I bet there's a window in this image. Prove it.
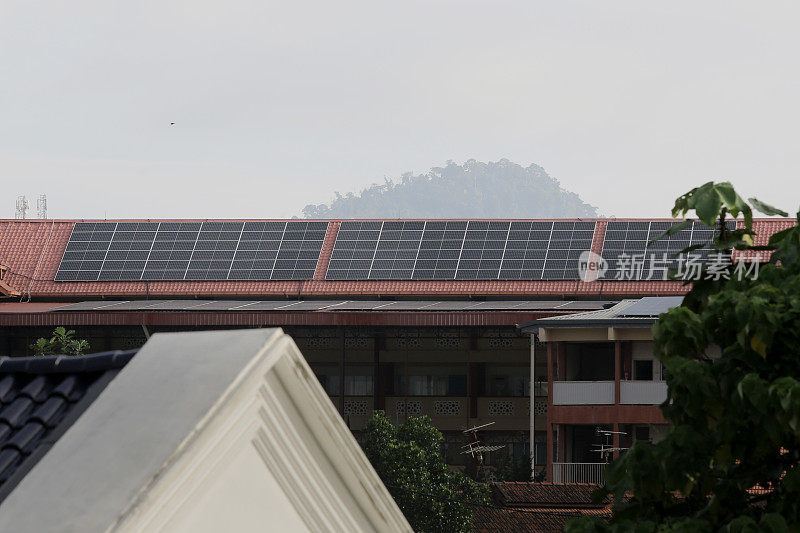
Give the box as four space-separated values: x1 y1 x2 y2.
395 374 467 396
448 374 467 396
534 441 546 465
489 375 530 396
633 359 654 381
510 375 531 397
409 375 447 395
326 375 374 396
634 426 651 443
345 375 373 396
490 376 509 396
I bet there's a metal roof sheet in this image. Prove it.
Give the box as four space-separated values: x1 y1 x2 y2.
50 299 616 313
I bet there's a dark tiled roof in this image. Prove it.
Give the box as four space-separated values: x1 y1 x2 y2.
491 482 608 508
0 350 136 503
472 507 586 532
473 482 611 532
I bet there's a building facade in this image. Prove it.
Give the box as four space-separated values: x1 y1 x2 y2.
522 298 683 482
0 218 792 475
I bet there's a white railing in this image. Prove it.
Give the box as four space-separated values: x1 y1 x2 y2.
552 462 606 484
553 381 614 405
620 381 667 404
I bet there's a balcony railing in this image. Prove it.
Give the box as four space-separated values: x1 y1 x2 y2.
620 381 667 404
553 381 614 405
552 462 606 484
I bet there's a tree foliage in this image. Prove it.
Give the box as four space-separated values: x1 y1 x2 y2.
362 411 488 532
302 159 598 219
494 452 533 483
567 182 800 532
30 327 90 356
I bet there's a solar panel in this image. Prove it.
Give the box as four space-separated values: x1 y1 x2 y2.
600 220 736 280
325 220 598 280
55 221 329 281
325 221 383 280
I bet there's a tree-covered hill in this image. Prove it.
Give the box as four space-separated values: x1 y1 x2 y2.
302 159 599 219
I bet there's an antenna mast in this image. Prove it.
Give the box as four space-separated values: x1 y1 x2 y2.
15 196 29 219
36 194 47 219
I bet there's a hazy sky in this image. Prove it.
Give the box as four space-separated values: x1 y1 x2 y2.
2 1 799 219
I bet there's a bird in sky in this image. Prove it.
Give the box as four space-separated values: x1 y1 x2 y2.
170 122 175 125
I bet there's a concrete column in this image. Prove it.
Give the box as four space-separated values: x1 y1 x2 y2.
613 340 622 460
373 332 380 414
546 341 554 482
529 334 536 478
339 329 345 414
557 342 567 381
614 340 621 405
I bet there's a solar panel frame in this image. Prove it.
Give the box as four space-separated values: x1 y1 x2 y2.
600 220 737 280
324 220 598 281
55 221 329 281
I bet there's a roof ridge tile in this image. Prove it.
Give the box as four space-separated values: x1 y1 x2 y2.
0 350 137 375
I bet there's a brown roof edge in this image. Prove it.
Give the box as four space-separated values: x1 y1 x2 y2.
0 265 21 298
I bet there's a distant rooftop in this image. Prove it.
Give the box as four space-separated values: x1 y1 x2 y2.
519 296 684 331
1 218 792 299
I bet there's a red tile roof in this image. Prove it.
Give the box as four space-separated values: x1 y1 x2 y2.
473 482 612 532
491 481 608 508
472 507 594 533
0 218 793 299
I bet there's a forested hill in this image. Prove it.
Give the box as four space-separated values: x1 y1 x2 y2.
302 159 598 219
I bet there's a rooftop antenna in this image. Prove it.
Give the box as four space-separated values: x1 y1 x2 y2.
593 427 628 463
461 422 504 479
15 196 29 219
36 194 47 219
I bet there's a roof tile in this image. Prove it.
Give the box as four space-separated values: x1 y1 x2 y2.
0 377 16 403
0 449 21 482
19 376 49 402
51 375 82 401
30 397 67 427
0 398 34 428
5 421 46 453
0 349 137 503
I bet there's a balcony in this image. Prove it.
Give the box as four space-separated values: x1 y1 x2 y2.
620 381 667 405
385 396 468 430
552 381 614 405
475 397 532 430
552 462 606 484
328 396 374 430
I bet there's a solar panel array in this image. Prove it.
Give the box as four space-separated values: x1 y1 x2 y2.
599 220 736 279
325 220 596 280
55 221 328 281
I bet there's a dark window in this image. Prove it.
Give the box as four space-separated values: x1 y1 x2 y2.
634 426 651 442
448 375 467 396
634 360 654 381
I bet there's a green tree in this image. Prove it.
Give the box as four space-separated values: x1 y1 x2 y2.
30 327 90 356
362 411 488 532
567 182 800 531
494 451 533 482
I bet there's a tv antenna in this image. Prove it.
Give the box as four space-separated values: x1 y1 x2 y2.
15 196 29 219
36 195 47 219
461 422 505 465
592 428 628 463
